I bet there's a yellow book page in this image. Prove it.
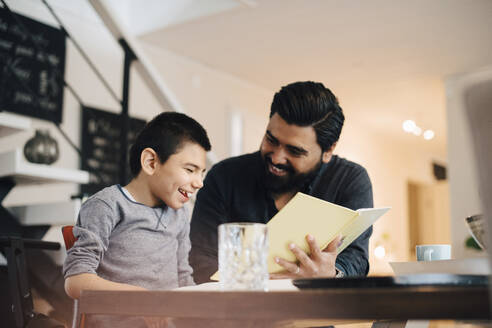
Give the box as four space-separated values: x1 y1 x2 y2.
267 193 358 273
337 207 391 254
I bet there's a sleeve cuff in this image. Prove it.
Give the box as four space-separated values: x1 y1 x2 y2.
335 264 345 278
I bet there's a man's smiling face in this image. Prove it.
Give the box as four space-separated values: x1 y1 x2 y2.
260 113 334 193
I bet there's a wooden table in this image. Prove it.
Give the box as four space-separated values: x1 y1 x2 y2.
75 285 490 328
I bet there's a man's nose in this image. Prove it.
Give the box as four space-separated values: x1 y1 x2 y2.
270 147 288 165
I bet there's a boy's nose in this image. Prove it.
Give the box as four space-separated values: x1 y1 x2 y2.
192 177 203 189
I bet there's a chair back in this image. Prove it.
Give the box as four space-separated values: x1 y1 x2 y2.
61 226 83 327
61 226 77 251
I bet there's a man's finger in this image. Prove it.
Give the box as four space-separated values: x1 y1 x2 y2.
323 235 342 253
306 234 322 259
288 243 313 268
274 256 300 274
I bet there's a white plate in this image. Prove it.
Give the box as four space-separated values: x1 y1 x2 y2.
390 257 489 276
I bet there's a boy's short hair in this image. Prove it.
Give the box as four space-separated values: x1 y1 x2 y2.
129 112 211 176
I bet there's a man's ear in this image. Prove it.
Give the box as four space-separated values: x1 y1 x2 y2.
321 142 337 163
140 148 159 175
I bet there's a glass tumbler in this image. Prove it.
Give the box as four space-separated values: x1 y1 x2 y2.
218 222 269 291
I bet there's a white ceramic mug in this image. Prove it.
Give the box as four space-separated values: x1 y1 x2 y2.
416 244 451 261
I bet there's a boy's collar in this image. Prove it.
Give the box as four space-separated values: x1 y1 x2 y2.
117 184 168 209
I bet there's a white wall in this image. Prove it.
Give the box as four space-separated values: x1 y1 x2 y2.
138 43 272 160
339 121 443 273
445 65 492 259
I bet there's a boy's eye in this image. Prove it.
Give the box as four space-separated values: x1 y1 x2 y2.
185 168 194 173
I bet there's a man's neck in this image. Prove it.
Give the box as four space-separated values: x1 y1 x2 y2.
273 191 297 211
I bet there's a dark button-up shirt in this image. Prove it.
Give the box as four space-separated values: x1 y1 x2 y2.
190 151 373 283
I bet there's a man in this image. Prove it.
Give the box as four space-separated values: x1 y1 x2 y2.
190 81 373 283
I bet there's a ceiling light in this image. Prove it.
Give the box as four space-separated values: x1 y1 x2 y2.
374 245 386 259
423 130 435 140
412 126 422 136
402 120 416 133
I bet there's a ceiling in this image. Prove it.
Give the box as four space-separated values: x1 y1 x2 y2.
117 0 492 156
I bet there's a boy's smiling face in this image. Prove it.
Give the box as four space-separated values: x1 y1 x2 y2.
148 141 207 209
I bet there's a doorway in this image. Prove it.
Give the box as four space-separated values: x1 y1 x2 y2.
407 181 451 260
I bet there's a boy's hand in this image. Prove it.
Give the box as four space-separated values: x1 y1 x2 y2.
270 235 341 279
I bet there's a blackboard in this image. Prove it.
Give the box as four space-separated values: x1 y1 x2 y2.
81 106 146 195
0 7 66 123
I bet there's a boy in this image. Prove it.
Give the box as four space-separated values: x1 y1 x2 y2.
63 112 211 300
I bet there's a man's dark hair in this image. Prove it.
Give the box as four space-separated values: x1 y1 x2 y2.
269 81 345 151
129 112 211 176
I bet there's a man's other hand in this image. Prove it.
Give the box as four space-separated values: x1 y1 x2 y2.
270 235 341 279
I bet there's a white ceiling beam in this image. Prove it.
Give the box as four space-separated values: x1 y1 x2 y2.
107 0 241 36
88 0 183 113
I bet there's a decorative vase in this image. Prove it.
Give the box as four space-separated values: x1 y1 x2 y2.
23 129 59 165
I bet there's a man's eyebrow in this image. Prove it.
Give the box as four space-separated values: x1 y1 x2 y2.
266 130 277 141
286 145 308 155
266 131 308 155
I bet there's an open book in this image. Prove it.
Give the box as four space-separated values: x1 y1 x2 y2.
211 192 390 279
267 192 390 273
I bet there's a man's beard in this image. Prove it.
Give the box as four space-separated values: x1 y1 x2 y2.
261 154 322 194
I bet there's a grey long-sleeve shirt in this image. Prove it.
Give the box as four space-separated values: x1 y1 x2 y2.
63 185 194 290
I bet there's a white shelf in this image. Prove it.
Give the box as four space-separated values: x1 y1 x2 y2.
0 149 89 185
0 112 32 137
7 199 81 226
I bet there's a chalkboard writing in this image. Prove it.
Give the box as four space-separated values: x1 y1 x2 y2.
0 7 65 123
81 106 146 195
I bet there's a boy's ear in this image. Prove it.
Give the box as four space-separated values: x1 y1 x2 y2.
140 148 159 175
